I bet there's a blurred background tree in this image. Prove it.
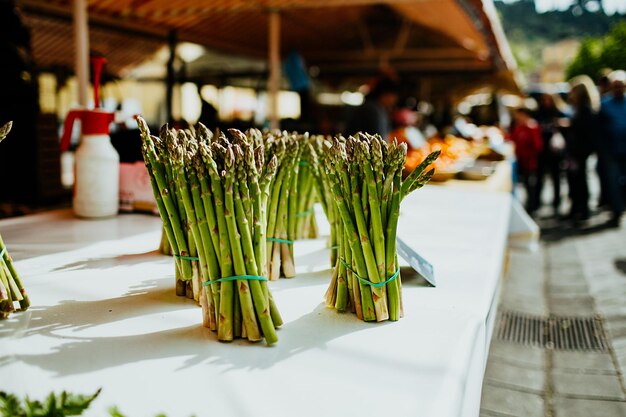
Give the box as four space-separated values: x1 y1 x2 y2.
599 21 626 72
566 21 626 80
495 0 624 82
566 38 603 80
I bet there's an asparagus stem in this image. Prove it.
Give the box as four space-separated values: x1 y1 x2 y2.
202 145 236 342
400 149 440 199
142 136 193 281
265 157 288 278
233 172 278 344
385 172 403 321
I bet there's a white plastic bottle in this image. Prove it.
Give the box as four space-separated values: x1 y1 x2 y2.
60 109 119 219
73 133 119 218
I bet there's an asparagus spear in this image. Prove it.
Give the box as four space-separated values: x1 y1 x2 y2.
0 121 12 142
201 143 236 341
232 153 278 344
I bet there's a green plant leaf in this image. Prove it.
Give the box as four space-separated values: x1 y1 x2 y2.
1 389 101 417
0 391 26 417
108 406 126 417
59 388 102 415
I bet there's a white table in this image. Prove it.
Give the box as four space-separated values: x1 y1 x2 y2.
0 187 511 417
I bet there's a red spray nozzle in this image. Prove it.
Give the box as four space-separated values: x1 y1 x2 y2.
60 109 114 152
90 56 107 108
59 56 113 152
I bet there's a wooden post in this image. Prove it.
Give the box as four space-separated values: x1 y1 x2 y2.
73 0 89 107
268 10 281 130
166 30 177 123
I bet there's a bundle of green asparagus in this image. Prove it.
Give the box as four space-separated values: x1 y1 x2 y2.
0 122 30 319
308 136 340 265
139 121 201 300
261 131 305 280
318 133 439 322
138 118 282 344
294 143 319 240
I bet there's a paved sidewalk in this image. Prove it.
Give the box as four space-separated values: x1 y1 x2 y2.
480 219 626 417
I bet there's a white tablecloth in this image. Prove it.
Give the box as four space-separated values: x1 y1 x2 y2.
0 187 511 417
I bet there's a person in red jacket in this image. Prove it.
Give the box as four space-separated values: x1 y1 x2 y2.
510 107 544 215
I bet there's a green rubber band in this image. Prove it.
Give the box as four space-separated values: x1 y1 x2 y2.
298 161 308 167
340 258 400 288
174 254 200 261
329 245 340 250
203 275 268 286
266 237 294 244
296 209 315 217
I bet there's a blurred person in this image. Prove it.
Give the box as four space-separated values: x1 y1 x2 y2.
534 93 567 215
566 76 600 223
596 70 613 208
510 108 544 215
284 50 312 123
346 77 399 138
197 85 219 129
598 70 626 226
598 70 613 98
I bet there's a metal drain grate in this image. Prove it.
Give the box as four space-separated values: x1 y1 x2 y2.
495 310 609 352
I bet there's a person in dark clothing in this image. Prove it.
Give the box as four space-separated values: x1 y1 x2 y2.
345 77 399 138
596 72 613 209
598 72 613 98
599 70 626 226
196 85 219 130
566 76 600 223
534 94 566 215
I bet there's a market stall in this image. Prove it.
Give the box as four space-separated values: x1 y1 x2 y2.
0 1 525 416
1 185 510 417
20 0 520 110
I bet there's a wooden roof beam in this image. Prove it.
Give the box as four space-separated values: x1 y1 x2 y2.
305 47 481 62
118 0 431 16
316 59 492 73
392 18 412 54
19 0 168 41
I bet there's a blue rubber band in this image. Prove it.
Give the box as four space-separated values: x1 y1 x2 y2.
340 258 400 288
266 237 294 244
296 209 314 217
203 275 268 286
174 254 200 261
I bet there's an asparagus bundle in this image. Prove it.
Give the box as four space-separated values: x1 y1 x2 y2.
138 122 201 300
262 131 304 280
0 122 30 319
138 118 282 344
319 133 439 322
308 136 340 265
294 143 319 239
